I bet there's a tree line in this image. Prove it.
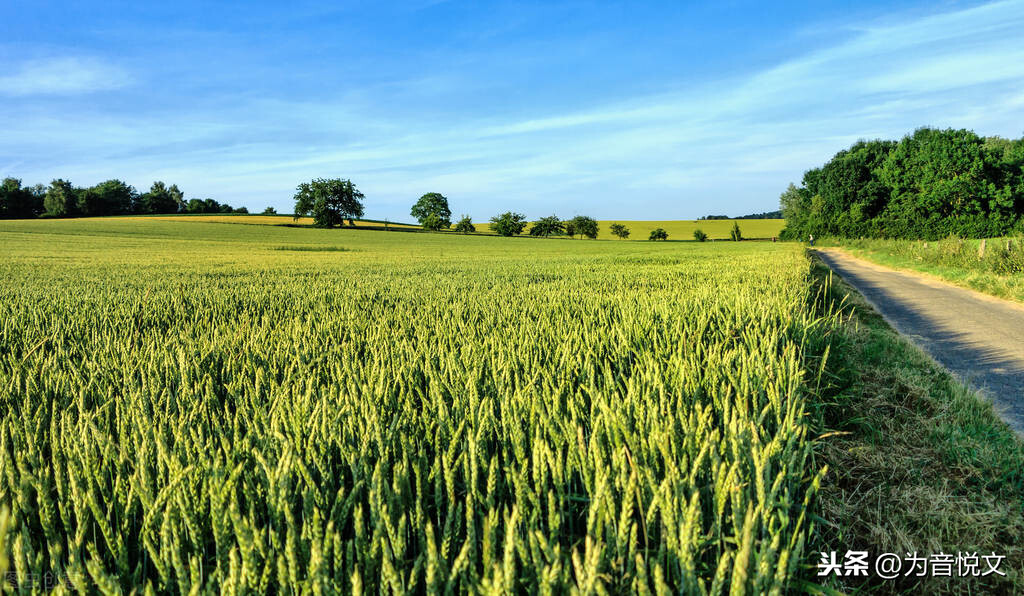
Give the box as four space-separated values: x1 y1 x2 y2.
780 127 1024 240
699 210 781 220
0 178 250 219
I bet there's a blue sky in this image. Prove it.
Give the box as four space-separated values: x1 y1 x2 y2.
2 1 1023 220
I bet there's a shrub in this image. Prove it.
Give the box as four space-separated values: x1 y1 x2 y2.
453 215 475 234
693 228 708 242
489 212 528 236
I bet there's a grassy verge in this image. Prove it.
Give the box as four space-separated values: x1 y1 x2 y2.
823 237 1024 303
809 255 1024 594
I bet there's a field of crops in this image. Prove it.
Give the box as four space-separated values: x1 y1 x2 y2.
0 218 834 593
119 214 422 230
594 220 785 241
118 214 785 241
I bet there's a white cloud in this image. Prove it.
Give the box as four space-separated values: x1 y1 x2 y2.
0 56 129 96
2 1 1024 218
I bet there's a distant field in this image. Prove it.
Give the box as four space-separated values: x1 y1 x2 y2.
594 219 784 240
116 213 785 240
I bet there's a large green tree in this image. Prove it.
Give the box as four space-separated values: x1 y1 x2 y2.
529 215 564 237
293 178 365 228
410 192 451 229
0 178 44 219
568 215 599 239
139 182 184 214
877 128 1017 238
43 179 79 217
780 127 1024 240
78 179 136 216
489 212 527 236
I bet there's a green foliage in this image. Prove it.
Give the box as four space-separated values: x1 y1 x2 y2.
0 219 839 593
0 178 44 219
184 198 247 214
411 192 452 229
489 211 527 236
102 179 136 214
649 227 668 241
43 179 79 217
3 176 239 220
421 212 445 231
729 222 742 241
139 181 185 214
781 128 1024 240
610 222 630 239
453 214 475 234
262 206 277 215
529 215 564 237
75 179 136 216
0 506 9 583
846 236 1024 276
568 215 598 239
293 178 366 228
693 228 708 242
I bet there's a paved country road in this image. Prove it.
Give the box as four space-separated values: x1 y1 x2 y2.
815 248 1024 434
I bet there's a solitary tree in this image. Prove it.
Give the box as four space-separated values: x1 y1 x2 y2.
569 215 599 239
453 215 475 233
262 206 277 215
649 228 668 241
610 223 630 239
530 215 564 237
411 192 452 229
489 212 528 236
693 228 708 242
730 221 743 241
293 178 365 228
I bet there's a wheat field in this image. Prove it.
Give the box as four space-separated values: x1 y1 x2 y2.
0 218 834 593
108 214 785 241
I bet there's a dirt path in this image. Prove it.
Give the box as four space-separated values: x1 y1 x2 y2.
815 248 1024 434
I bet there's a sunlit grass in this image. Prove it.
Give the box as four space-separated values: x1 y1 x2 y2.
0 218 831 592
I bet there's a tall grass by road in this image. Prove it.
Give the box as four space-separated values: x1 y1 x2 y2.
831 236 1024 302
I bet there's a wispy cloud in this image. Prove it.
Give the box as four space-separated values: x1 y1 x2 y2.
0 56 129 96
2 1 1023 218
